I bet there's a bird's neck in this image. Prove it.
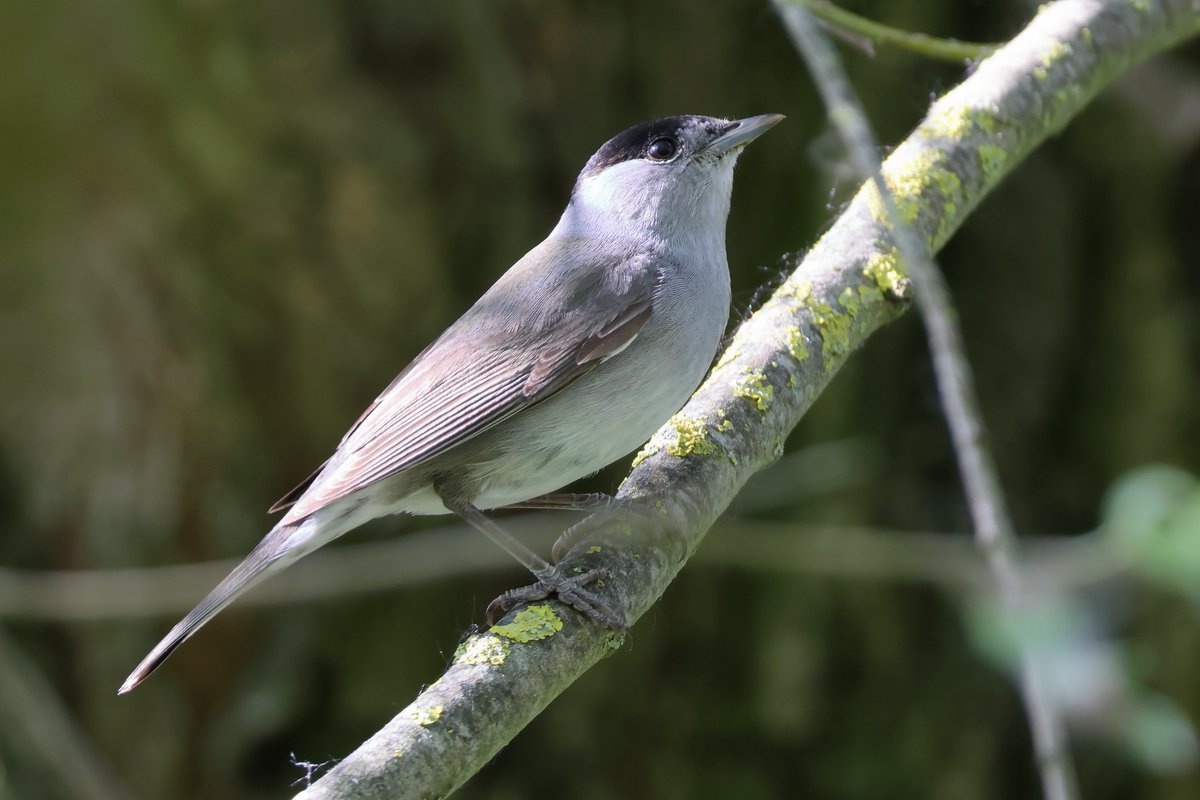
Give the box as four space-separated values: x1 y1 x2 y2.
551 169 733 256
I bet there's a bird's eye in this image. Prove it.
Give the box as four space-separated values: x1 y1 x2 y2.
646 137 678 161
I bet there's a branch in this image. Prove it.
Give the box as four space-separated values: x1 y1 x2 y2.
297 2 1200 796
798 0 1000 62
0 521 1122 620
775 2 1083 795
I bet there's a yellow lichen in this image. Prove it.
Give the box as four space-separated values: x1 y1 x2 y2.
1034 41 1071 80
978 144 1008 180
810 301 853 361
863 249 905 296
713 345 740 371
858 283 884 306
667 414 717 458
779 278 813 304
630 442 660 469
926 103 998 140
455 634 511 666
734 368 774 412
491 604 563 643
786 325 811 363
873 148 964 243
407 705 444 726
838 285 860 316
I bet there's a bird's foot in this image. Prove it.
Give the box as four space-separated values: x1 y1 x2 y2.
487 565 627 631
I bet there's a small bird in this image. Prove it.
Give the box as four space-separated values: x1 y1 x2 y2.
120 113 782 694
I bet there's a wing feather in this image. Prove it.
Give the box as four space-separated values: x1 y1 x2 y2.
278 238 663 522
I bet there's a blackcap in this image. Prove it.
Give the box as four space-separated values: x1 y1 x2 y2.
120 113 783 694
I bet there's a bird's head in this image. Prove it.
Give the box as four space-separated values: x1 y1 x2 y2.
557 114 783 244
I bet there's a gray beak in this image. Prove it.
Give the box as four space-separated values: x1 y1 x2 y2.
706 113 785 154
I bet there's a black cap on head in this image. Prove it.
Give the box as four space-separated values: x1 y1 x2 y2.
578 115 739 180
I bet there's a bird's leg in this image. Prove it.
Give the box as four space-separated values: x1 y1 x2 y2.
502 492 650 561
435 486 626 630
444 498 554 577
502 492 618 512
501 492 630 562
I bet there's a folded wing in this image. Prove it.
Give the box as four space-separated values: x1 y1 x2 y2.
276 238 663 523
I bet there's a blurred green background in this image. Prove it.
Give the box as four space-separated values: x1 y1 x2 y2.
2 0 1199 798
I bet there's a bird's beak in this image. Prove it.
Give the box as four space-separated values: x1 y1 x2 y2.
706 113 785 155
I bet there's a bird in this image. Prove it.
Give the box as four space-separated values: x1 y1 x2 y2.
119 113 783 694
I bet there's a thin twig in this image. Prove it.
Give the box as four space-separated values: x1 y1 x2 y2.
774 4 1078 798
795 0 1000 63
0 521 1123 621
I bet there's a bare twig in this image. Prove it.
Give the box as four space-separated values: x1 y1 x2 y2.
0 522 1123 622
294 1 1200 795
795 0 1000 62
774 4 1081 798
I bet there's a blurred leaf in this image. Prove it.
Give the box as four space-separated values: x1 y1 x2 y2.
966 592 1089 668
1124 691 1199 774
1101 465 1200 594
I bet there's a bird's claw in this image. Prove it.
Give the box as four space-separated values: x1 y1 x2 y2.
487 566 627 631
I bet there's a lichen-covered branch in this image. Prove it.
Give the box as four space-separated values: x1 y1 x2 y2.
776 2 1087 796
296 2 1200 797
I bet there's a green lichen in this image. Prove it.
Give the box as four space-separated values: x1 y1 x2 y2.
929 166 963 241
785 325 810 363
858 283 884 306
926 103 998 140
779 278 812 305
837 285 860 316
586 545 602 554
866 176 920 225
927 104 973 139
491 604 563 643
667 414 717 458
1131 0 1149 11
978 144 1008 180
717 417 733 432
1082 27 1093 45
1034 41 1071 80
455 634 511 666
630 442 660 469
863 249 906 298
871 148 964 242
1054 83 1084 111
810 300 853 361
734 368 774 412
408 705 444 726
713 345 740 372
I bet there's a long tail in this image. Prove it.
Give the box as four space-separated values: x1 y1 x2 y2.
118 521 319 694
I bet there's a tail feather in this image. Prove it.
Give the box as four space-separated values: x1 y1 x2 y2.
118 524 307 694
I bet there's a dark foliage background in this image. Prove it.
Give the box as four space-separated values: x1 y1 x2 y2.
1 1 1198 798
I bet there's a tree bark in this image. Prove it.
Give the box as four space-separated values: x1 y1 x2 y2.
296 1 1200 797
